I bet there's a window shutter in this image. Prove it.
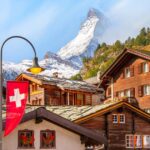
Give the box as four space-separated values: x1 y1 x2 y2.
138 86 143 97
108 88 111 96
120 69 125 79
138 63 143 74
130 88 135 97
130 67 134 77
115 91 118 97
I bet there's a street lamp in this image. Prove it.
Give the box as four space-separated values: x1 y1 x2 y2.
0 36 45 150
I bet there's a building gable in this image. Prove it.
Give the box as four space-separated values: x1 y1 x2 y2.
100 49 150 81
74 101 150 124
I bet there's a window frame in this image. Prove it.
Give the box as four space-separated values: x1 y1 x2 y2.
125 67 131 78
126 134 134 148
126 134 150 149
112 114 118 123
40 130 56 149
143 62 149 73
18 129 34 149
143 135 150 148
143 85 150 96
119 114 125 124
118 91 125 98
112 114 125 124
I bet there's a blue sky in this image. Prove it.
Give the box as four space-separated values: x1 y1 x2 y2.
1 0 150 62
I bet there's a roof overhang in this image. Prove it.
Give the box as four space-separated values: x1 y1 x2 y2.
100 48 150 82
3 107 107 145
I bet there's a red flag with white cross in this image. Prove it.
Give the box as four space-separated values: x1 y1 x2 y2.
4 81 29 136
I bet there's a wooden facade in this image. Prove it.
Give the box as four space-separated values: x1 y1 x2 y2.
16 74 99 106
100 49 150 110
75 101 150 150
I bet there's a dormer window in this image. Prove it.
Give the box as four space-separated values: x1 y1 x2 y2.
125 68 131 78
143 62 149 73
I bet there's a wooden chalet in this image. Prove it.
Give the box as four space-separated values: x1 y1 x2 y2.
3 107 107 150
16 73 101 106
99 49 150 110
22 99 150 149
74 99 150 150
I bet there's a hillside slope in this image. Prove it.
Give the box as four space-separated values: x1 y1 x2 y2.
78 27 150 79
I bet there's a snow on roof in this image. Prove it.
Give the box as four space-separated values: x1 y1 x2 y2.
2 101 118 121
23 100 119 121
2 99 150 122
24 73 100 93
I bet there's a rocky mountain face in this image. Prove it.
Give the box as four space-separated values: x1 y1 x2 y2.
3 8 108 81
57 8 108 67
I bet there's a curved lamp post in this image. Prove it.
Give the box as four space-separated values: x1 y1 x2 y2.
0 36 45 150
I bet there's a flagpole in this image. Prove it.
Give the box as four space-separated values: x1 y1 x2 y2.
0 36 44 150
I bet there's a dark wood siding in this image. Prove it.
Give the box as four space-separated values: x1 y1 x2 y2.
78 107 150 150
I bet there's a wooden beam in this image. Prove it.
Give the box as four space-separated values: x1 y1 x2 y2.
132 112 135 134
67 92 70 105
105 114 108 150
60 90 62 105
90 94 92 105
64 89 94 95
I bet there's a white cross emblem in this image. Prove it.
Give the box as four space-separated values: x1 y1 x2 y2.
9 88 25 108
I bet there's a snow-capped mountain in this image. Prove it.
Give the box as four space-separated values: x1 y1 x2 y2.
3 53 80 81
3 8 108 81
57 8 108 66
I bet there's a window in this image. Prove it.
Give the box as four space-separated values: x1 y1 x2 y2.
126 135 134 148
125 89 131 97
120 114 125 123
143 135 150 148
40 130 55 148
18 130 34 148
118 91 124 97
112 114 118 123
112 114 125 124
126 135 142 148
126 135 150 148
143 85 150 96
143 62 149 73
125 68 131 78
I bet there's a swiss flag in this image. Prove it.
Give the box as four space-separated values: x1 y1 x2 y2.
4 81 29 136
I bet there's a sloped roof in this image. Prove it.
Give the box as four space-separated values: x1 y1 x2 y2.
74 100 150 123
100 48 150 80
25 101 118 121
16 73 100 93
2 99 150 123
3 107 107 145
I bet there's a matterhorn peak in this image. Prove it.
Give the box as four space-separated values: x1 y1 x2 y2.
57 8 108 66
87 8 103 18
